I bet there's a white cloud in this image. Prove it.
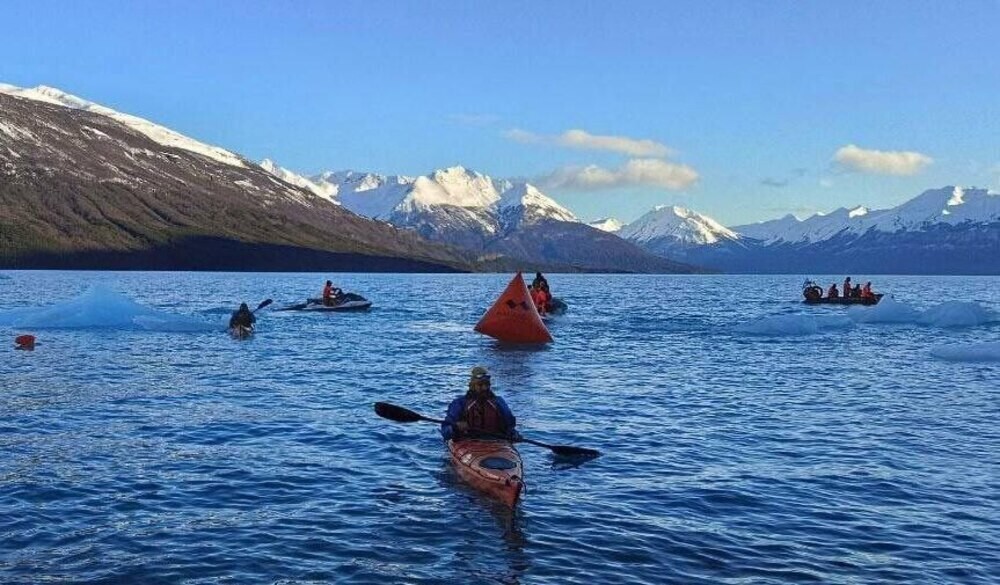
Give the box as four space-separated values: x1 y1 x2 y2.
505 128 671 157
541 158 698 191
833 144 932 176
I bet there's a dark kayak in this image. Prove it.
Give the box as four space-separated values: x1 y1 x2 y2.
804 294 883 306
278 293 372 312
229 324 253 339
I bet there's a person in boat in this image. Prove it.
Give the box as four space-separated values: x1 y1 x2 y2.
843 277 852 296
229 302 256 329
322 280 343 306
441 366 518 441
852 284 862 298
803 280 822 301
861 282 874 299
827 284 839 299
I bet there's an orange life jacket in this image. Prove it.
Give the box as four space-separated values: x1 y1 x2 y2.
461 398 506 436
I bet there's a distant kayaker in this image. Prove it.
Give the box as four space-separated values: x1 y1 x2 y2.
441 366 518 441
322 280 342 306
827 284 839 299
229 302 256 329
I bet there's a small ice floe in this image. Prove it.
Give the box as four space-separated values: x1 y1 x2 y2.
735 313 854 336
931 342 1000 363
0 285 217 332
847 296 921 323
849 297 997 328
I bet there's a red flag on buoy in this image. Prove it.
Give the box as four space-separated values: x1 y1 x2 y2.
474 272 553 344
15 334 36 351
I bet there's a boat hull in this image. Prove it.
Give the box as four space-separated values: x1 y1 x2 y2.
448 439 523 508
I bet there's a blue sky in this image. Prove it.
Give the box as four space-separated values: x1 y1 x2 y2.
2 1 998 225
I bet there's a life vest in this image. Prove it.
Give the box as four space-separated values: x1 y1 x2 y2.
461 397 507 436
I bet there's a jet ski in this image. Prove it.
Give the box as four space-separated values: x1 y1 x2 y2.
278 293 372 312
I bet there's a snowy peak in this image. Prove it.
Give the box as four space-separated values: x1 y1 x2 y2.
498 182 578 222
733 186 1000 245
588 218 625 233
620 205 738 245
259 159 338 201
0 83 246 168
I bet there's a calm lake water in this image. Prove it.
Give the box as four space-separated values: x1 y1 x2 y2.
1 271 998 584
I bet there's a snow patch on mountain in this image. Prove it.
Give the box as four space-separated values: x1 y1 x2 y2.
620 205 739 245
259 159 338 202
0 83 246 168
588 218 625 233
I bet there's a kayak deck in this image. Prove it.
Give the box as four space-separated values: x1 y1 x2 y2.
229 325 253 339
448 439 523 508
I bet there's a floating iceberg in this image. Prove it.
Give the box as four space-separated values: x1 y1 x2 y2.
735 313 854 336
931 342 1000 363
917 301 997 328
0 285 217 332
847 296 921 323
848 297 997 328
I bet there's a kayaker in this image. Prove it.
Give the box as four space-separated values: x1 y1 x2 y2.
441 366 518 441
229 302 256 329
827 284 839 299
322 280 342 306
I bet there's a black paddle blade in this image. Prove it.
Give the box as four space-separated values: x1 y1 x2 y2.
549 445 601 458
374 402 424 423
256 299 273 311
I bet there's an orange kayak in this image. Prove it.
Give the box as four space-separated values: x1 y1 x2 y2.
447 439 524 508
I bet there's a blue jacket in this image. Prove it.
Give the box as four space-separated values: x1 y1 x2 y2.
440 395 516 440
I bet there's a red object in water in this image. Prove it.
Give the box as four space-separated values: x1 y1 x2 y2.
474 272 553 344
15 334 36 350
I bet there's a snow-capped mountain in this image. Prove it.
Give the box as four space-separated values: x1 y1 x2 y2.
620 187 1000 274
258 159 338 201
588 218 624 233
0 83 247 169
256 164 693 272
0 86 472 271
620 205 739 245
733 187 1000 245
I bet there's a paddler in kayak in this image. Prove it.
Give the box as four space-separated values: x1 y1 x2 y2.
229 302 256 329
441 366 518 441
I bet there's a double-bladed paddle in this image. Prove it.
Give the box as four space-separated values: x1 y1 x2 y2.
253 299 273 313
374 401 601 458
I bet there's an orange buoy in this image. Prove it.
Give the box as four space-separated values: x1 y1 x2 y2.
14 334 36 351
474 272 553 343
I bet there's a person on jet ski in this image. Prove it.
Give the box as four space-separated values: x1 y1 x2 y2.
531 272 549 292
322 280 343 306
531 284 549 316
229 302 256 329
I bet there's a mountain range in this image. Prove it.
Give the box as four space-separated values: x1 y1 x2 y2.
2 82 997 274
0 84 691 273
598 187 1000 274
